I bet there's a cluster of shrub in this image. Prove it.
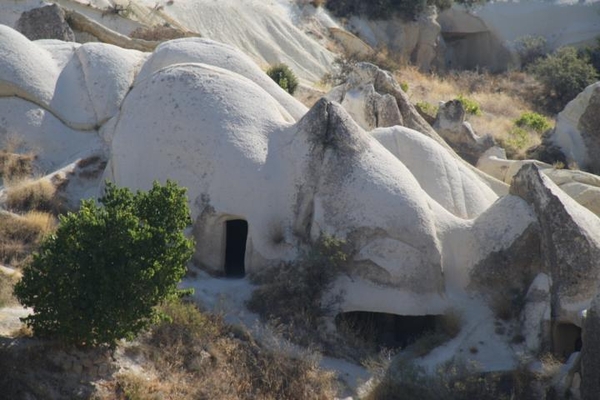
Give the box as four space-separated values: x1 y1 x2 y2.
516 36 599 111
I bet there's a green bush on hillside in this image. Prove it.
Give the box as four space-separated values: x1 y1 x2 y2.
529 47 598 110
14 180 194 347
267 63 299 95
514 112 551 133
515 35 547 68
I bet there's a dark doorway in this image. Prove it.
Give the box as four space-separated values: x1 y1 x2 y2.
553 323 582 360
224 219 248 278
335 311 440 350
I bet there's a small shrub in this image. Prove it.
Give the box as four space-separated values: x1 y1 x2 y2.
515 112 552 133
14 180 194 347
529 47 598 110
416 101 439 119
457 94 482 116
267 64 299 95
400 81 409 92
515 35 547 68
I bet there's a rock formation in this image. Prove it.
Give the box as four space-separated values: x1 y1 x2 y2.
433 99 494 164
548 82 600 174
510 164 600 325
16 4 75 42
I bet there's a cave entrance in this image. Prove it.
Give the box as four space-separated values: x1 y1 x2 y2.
335 311 440 350
553 323 582 359
224 219 248 278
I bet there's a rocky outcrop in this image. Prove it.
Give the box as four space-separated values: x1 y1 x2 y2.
327 62 508 195
510 164 600 324
433 99 494 164
346 6 443 72
16 4 75 42
548 82 600 174
438 8 514 72
582 292 600 400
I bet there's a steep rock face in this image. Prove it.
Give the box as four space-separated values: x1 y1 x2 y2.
433 99 494 164
16 4 75 42
346 7 443 72
510 164 600 323
438 8 514 72
549 82 600 174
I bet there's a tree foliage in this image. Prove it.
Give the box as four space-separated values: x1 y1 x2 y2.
14 180 194 347
529 47 598 110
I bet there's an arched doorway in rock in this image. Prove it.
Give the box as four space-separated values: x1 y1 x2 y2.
335 311 442 350
553 323 582 360
224 219 248 278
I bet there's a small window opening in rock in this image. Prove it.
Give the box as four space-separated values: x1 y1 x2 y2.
335 311 441 350
224 219 248 278
553 323 582 359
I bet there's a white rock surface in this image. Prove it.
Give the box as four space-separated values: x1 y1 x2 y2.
372 126 497 219
137 38 307 121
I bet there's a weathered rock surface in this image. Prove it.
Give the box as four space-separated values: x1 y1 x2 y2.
433 99 494 164
549 82 600 174
510 164 600 323
16 4 75 42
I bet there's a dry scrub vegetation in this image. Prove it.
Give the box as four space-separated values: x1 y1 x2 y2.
101 299 337 399
397 67 551 159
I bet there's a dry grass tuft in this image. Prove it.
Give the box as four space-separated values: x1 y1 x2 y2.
130 25 196 41
5 178 62 213
0 211 56 267
0 270 18 307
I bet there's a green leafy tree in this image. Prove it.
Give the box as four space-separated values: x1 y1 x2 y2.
530 47 598 110
267 64 299 95
14 180 194 347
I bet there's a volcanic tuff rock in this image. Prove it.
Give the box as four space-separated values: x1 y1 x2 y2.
510 164 600 324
